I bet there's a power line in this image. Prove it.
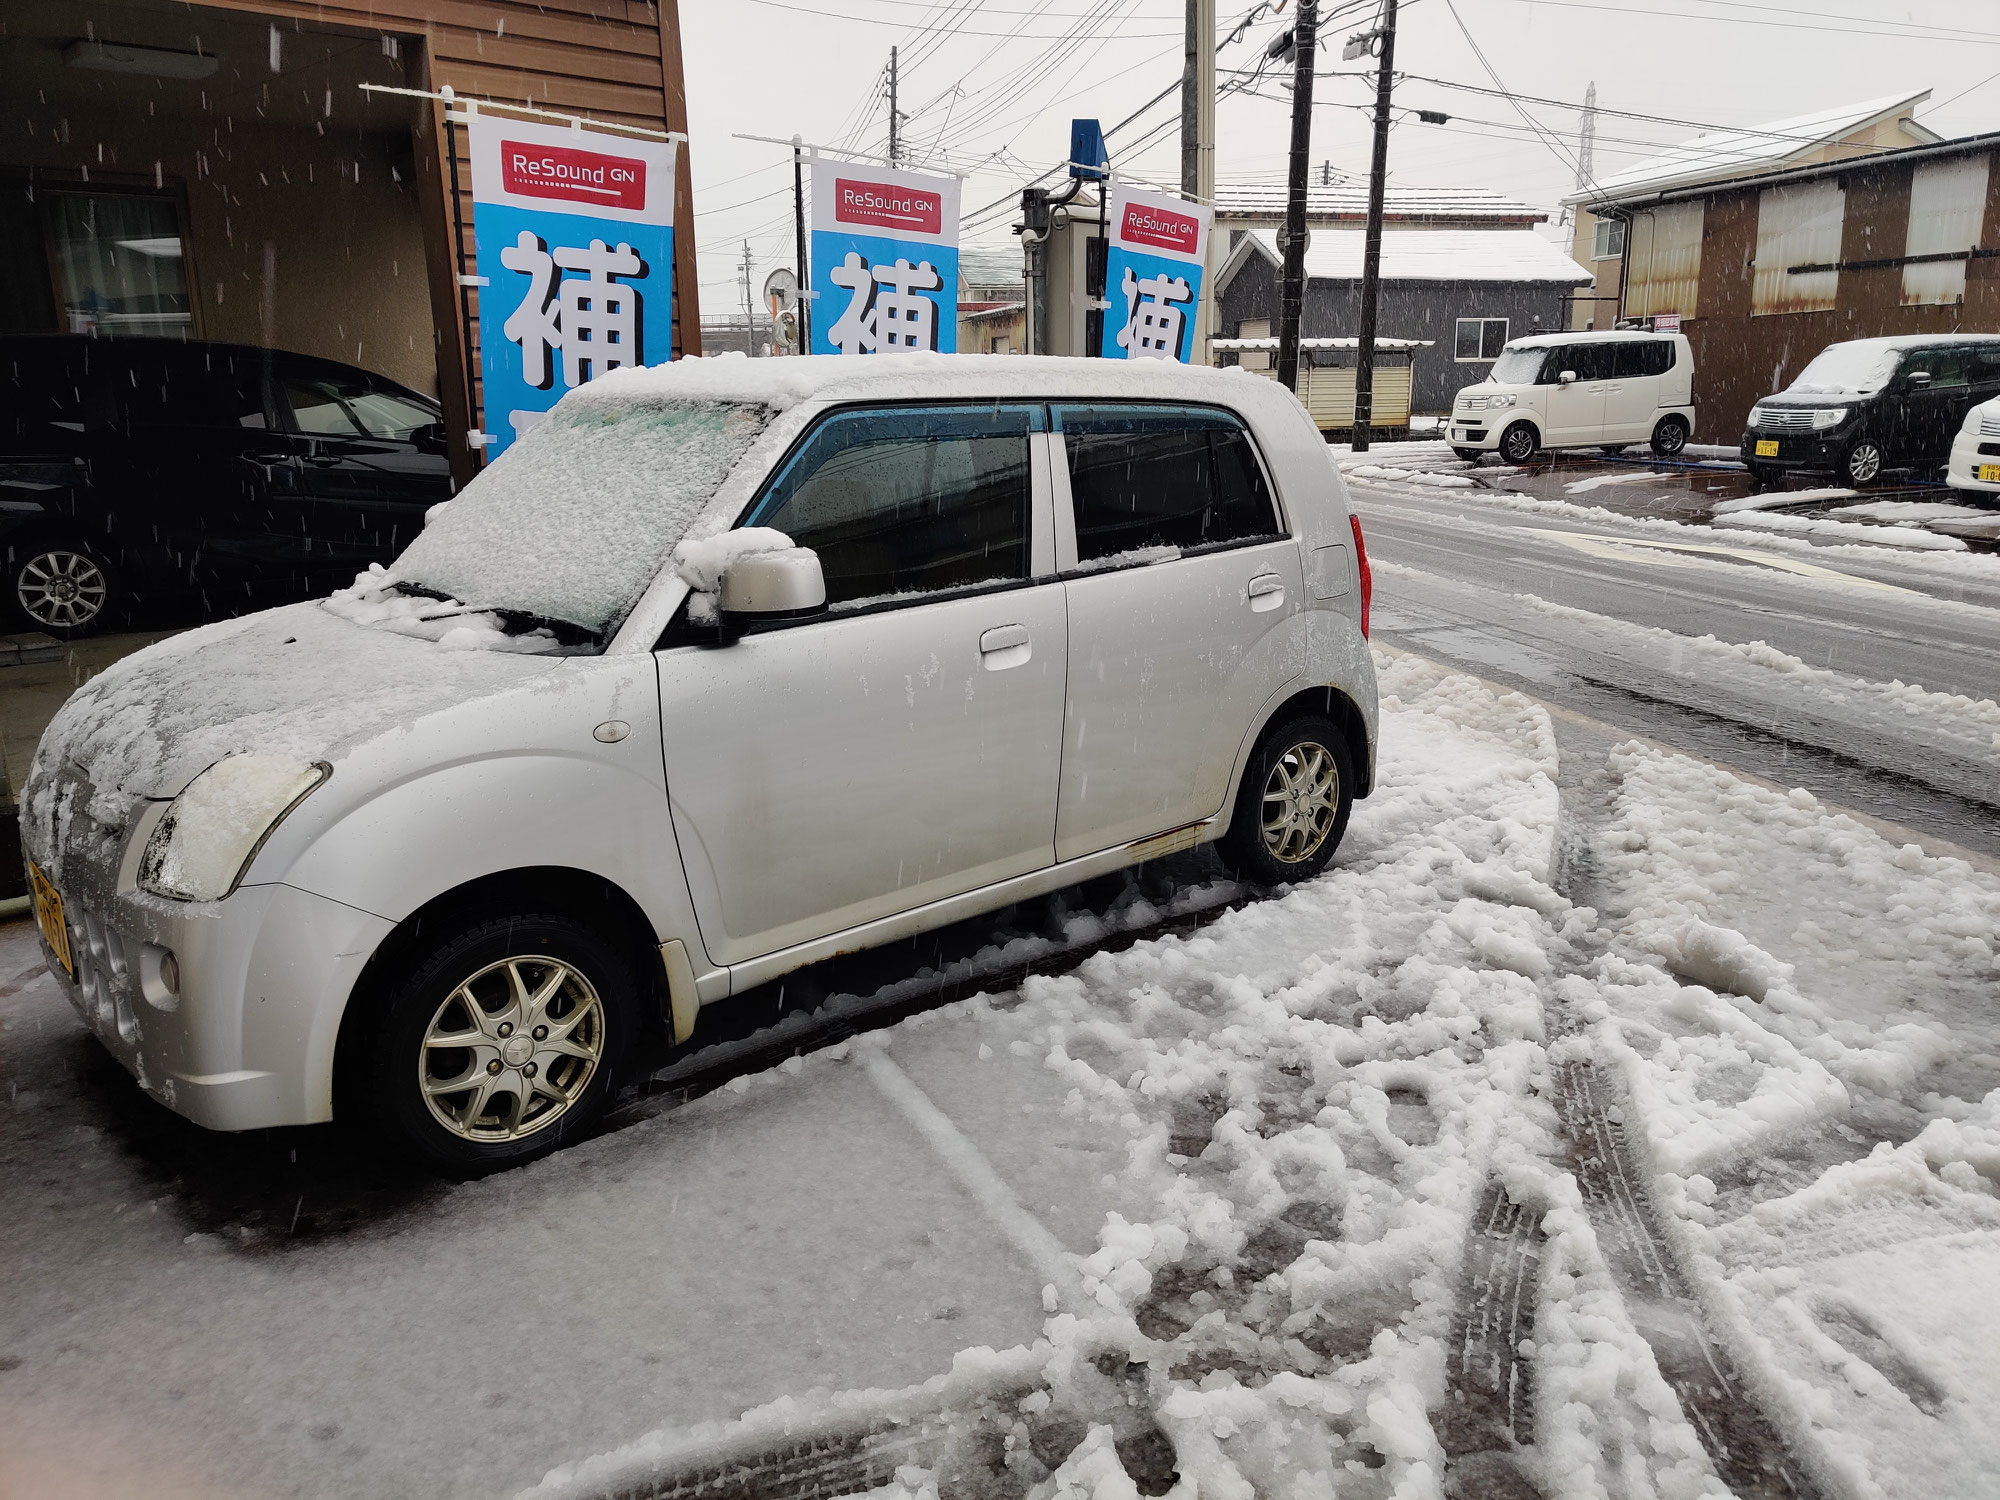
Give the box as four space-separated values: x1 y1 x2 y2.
1483 0 2000 46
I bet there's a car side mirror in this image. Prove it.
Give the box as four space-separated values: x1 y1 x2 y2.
1906 370 1932 389
1558 369 1578 385
716 547 827 637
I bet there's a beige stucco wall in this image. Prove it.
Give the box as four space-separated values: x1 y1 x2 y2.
9 118 437 394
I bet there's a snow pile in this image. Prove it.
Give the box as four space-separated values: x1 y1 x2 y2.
324 565 568 653
1833 500 1997 524
1564 471 1669 493
1343 464 1479 488
1711 487 1857 514
1714 508 1969 550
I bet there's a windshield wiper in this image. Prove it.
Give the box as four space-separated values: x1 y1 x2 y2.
388 582 603 650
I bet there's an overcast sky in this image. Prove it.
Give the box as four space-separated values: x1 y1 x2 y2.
679 0 2000 316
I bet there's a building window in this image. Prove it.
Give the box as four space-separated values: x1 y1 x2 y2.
1903 154 1989 307
1455 317 1509 361
1591 216 1625 260
45 190 192 337
1752 179 1844 316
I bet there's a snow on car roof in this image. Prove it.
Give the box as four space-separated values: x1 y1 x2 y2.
1807 333 2000 352
1503 330 1686 348
573 351 1301 414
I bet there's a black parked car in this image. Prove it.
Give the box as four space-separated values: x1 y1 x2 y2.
1741 334 2000 487
1 335 451 636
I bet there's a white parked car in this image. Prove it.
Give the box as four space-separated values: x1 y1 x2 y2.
1947 393 2000 495
1446 330 1695 464
22 356 1379 1174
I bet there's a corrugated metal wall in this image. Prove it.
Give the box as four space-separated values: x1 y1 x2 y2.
1624 201 1703 318
1903 154 1990 306
1752 181 1844 315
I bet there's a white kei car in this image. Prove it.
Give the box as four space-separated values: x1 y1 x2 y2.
23 355 1379 1174
1947 394 2000 495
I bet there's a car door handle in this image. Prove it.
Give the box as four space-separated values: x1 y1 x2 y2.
1248 573 1286 613
978 624 1032 670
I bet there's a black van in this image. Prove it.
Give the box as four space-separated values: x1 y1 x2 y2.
1 335 451 636
1741 334 2000 487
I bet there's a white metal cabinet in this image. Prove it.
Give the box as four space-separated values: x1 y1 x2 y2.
1055 539 1304 861
656 583 1068 966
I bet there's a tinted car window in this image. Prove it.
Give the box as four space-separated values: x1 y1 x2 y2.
1055 404 1280 563
1545 344 1609 382
749 404 1034 607
1609 342 1651 378
1969 346 2000 385
1643 341 1676 376
120 347 265 429
1904 348 1970 388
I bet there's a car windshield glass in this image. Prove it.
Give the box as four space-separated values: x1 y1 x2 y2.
1488 346 1546 385
388 398 772 634
1786 342 1905 395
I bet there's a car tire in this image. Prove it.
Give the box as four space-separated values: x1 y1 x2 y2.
1218 714 1356 887
1452 447 1483 463
361 911 639 1177
8 539 120 638
1650 415 1690 457
1497 422 1539 464
1842 439 1885 486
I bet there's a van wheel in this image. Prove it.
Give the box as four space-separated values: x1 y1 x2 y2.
1497 422 1538 464
9 540 119 638
1650 415 1689 456
362 912 638 1176
1219 715 1355 887
1842 440 1884 486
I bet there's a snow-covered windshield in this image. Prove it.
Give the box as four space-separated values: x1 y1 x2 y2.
1488 346 1548 385
1785 341 1904 396
388 398 773 634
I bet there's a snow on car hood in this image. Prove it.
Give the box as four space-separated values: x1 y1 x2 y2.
27 600 564 827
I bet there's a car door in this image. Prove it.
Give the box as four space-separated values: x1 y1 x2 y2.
278 361 452 581
1540 343 1609 445
1050 402 1303 862
1894 347 1974 464
654 402 1068 966
1600 341 1659 441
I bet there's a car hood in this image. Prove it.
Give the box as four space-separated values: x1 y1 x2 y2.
24 602 565 866
1755 391 1877 408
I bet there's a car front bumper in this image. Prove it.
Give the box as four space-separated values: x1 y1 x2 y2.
1739 428 1851 470
1446 412 1505 449
1945 428 2000 493
28 848 393 1131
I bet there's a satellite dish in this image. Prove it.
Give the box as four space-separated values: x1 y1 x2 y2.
763 267 799 316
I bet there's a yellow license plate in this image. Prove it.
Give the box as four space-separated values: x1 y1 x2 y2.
1755 439 1780 457
1979 464 2000 483
30 862 73 978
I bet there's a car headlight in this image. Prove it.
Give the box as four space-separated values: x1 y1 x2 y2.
1747 405 1770 428
138 754 331 901
1810 407 1848 431
1486 393 1514 409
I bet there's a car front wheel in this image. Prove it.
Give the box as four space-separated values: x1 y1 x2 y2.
9 541 119 637
1219 715 1356 886
362 912 639 1176
1650 415 1689 457
1498 422 1539 464
1842 439 1884 486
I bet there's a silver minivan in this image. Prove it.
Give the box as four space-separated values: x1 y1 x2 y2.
23 355 1379 1174
1448 330 1696 463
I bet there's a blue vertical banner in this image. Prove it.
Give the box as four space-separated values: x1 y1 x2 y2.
809 160 960 356
469 115 677 457
1099 181 1212 363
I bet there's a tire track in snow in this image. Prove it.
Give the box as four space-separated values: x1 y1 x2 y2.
1437 1180 1545 1499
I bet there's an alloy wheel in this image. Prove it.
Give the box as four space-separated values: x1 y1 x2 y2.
1260 740 1340 865
1846 442 1882 484
418 955 605 1142
16 550 108 630
1500 425 1536 464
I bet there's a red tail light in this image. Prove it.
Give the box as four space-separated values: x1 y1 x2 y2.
1349 513 1372 639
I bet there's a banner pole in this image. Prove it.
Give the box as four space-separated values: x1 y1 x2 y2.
442 90 483 465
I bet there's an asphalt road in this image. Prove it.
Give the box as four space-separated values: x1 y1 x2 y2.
1351 477 2000 857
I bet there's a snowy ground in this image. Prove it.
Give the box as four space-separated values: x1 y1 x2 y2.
3 649 1998 1498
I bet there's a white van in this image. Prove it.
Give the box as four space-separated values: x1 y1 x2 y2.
1446 331 1696 463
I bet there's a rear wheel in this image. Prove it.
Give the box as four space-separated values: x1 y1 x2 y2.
1842 439 1884 486
1497 422 1538 464
361 911 639 1176
9 540 119 637
1650 415 1690 457
1219 715 1355 887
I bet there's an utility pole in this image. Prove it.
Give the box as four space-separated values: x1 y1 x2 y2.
1350 0 1398 452
1181 0 1216 361
792 135 811 350
1274 0 1318 393
888 46 900 165
739 240 755 355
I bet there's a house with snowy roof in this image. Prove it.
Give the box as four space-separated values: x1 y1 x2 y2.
1211 223 1592 415
1562 89 2000 435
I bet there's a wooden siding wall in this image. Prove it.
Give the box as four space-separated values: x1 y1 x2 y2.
195 0 697 485
1682 152 2000 439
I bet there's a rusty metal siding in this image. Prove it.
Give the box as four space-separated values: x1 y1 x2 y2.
1752 180 1844 315
1624 201 1703 318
